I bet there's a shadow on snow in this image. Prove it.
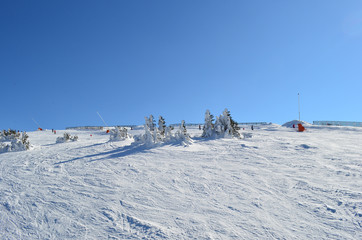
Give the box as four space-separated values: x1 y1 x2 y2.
54 141 151 165
53 135 239 165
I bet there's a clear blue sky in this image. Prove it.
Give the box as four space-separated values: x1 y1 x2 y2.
1 0 362 131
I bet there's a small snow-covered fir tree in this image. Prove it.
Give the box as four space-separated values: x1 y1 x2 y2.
164 125 173 141
109 126 129 141
143 116 153 143
223 108 241 138
158 116 166 137
56 132 78 143
214 116 225 136
174 120 192 146
202 110 214 137
136 116 158 145
134 115 193 146
202 108 241 139
0 129 20 141
21 132 30 150
0 131 31 153
148 115 156 132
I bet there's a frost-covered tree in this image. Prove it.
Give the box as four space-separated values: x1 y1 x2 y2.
179 120 188 136
148 115 156 132
214 116 225 136
222 108 241 138
164 125 173 141
0 131 31 153
0 129 20 141
109 126 129 141
137 116 158 145
21 132 30 150
56 132 78 143
134 115 192 146
143 116 153 143
174 120 192 146
158 116 166 137
202 110 214 138
202 108 241 139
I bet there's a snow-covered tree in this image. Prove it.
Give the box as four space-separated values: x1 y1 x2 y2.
158 116 166 137
0 129 20 141
56 132 78 143
0 131 31 153
164 125 173 141
21 132 30 150
202 110 214 138
148 115 156 132
136 116 158 145
202 108 241 139
109 126 129 141
134 115 192 146
222 108 240 138
174 120 192 146
214 116 225 136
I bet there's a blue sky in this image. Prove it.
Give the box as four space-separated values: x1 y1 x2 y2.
1 0 362 131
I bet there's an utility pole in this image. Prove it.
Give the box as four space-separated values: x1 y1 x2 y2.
298 93 300 121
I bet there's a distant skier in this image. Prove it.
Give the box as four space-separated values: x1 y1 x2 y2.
251 125 254 131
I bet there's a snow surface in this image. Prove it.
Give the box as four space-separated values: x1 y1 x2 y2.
0 125 361 239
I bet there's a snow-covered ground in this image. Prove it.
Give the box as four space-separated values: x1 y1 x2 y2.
0 124 361 239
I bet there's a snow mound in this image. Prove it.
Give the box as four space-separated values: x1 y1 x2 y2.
282 120 312 128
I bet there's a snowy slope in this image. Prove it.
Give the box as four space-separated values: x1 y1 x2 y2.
0 125 361 239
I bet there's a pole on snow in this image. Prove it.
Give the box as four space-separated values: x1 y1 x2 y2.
32 118 41 128
298 93 300 121
97 112 108 127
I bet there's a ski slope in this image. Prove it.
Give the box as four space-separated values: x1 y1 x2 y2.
0 124 361 239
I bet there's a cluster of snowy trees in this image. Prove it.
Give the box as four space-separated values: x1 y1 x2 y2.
56 132 78 143
202 109 241 138
134 115 192 146
115 109 241 146
0 129 30 153
109 126 130 141
0 108 243 152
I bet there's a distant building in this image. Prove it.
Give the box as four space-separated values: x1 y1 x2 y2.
66 126 104 130
313 121 362 127
238 122 269 125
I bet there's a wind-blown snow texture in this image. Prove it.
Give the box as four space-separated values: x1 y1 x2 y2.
0 124 361 239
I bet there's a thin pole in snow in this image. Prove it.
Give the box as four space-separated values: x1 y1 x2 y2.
32 118 41 128
97 112 108 127
298 93 300 121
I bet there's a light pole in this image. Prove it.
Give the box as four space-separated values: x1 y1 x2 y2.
298 93 300 121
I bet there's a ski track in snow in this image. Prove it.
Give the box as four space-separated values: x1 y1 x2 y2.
0 125 361 239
